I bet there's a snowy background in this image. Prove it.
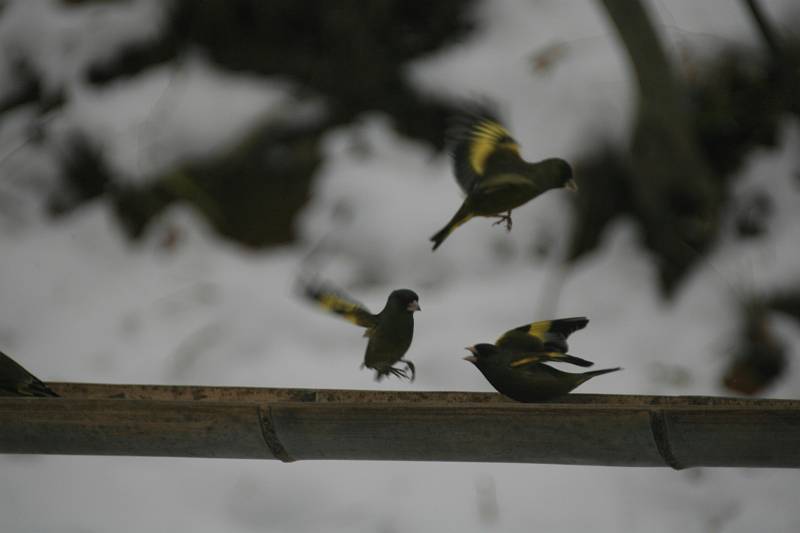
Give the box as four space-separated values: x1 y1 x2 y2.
1 0 800 531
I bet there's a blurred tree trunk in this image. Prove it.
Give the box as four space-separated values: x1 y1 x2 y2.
743 0 782 60
598 0 720 293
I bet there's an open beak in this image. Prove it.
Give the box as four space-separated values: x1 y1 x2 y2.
463 346 478 363
407 300 421 312
565 178 578 192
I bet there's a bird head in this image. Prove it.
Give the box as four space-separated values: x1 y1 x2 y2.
541 158 577 191
463 344 499 364
388 289 421 313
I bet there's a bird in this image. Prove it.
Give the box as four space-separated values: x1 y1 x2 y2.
0 349 59 397
463 317 621 401
430 103 577 250
302 281 420 381
464 344 620 402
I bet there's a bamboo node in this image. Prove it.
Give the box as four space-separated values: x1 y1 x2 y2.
258 405 295 463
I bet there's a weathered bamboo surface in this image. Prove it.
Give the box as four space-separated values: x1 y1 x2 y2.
1 383 798 468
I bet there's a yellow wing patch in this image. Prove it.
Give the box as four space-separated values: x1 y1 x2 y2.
509 356 541 368
509 352 562 368
468 120 519 175
526 320 552 340
317 293 366 326
302 280 378 329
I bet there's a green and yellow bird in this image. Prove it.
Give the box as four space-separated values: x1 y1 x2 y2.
303 281 420 381
0 349 59 397
463 317 621 402
431 105 577 250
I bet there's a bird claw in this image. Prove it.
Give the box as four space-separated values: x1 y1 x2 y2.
390 368 408 380
376 360 416 382
382 367 408 381
492 211 513 231
401 359 416 382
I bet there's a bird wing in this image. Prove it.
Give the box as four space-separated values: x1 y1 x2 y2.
447 105 520 193
18 379 58 397
501 355 570 376
495 325 545 352
302 282 379 330
507 354 560 369
539 317 589 351
496 317 588 353
495 317 592 367
0 351 58 397
508 352 594 368
472 173 534 196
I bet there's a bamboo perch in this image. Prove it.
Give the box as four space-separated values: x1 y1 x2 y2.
1 383 799 469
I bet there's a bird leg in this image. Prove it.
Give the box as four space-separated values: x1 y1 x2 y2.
492 211 513 231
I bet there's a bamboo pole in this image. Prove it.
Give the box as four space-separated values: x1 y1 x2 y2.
1 383 799 468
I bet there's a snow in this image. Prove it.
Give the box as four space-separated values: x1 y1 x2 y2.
1 1 800 532
0 0 165 92
64 57 311 181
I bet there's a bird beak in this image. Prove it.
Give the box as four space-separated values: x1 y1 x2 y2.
565 178 578 192
463 346 478 363
407 300 421 312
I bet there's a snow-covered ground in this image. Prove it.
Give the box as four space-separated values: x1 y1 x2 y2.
1 1 799 531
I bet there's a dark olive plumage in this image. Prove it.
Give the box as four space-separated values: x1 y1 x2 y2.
431 105 577 250
303 283 420 381
464 344 620 402
0 350 59 397
464 316 619 401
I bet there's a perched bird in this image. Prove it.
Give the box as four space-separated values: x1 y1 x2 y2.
464 344 620 402
463 317 621 401
430 104 577 250
0 349 59 397
302 281 420 381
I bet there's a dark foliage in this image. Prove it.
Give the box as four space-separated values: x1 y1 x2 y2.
70 0 476 246
568 37 800 295
49 134 112 215
113 119 325 246
86 0 475 150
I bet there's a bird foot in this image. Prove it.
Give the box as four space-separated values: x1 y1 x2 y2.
392 367 409 380
376 360 416 382
401 359 416 382
492 212 513 231
382 367 409 381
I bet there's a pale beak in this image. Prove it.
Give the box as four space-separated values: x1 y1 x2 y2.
463 346 478 363
407 300 421 312
565 178 578 192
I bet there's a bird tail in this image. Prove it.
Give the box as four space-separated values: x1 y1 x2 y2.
578 367 622 383
430 204 473 250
